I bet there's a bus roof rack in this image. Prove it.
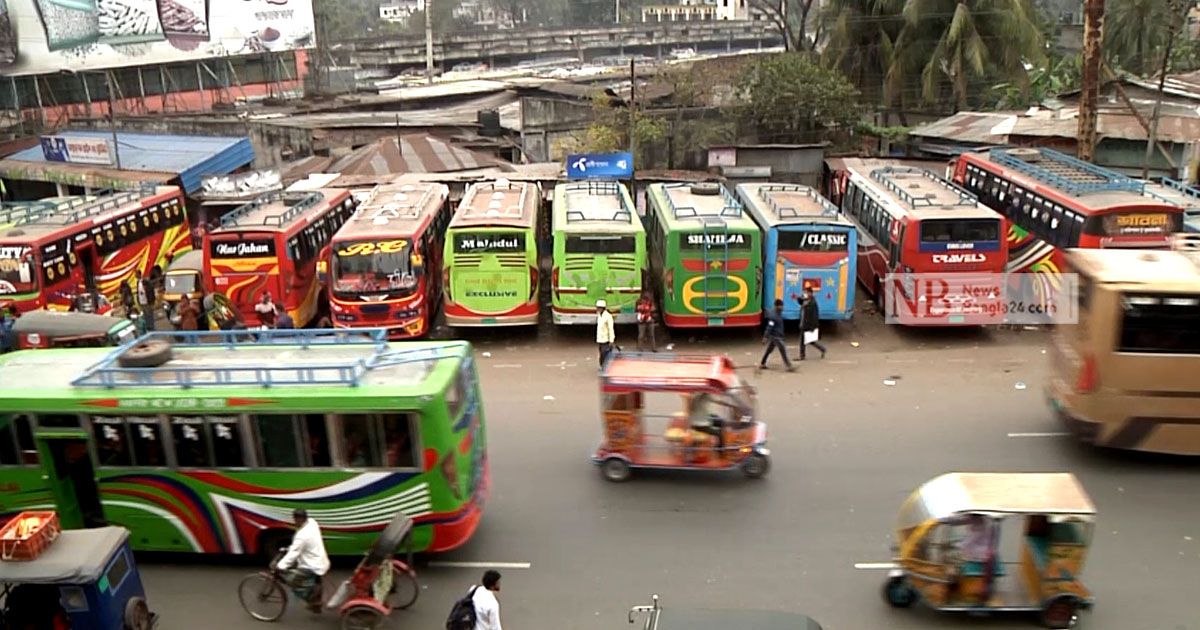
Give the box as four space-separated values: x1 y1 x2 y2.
869 167 977 209
460 180 533 220
70 329 467 389
562 180 634 222
989 147 1145 195
360 184 436 224
14 185 160 227
755 184 838 219
1171 233 1200 253
662 183 742 221
221 191 327 228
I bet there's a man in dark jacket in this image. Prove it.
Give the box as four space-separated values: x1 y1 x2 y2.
798 287 827 360
758 299 794 371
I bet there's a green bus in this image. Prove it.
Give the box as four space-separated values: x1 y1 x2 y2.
0 329 488 556
645 182 763 328
443 180 542 326
550 181 646 324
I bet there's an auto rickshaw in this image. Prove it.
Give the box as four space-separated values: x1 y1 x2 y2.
11 309 137 349
162 250 204 314
628 594 823 630
592 353 769 482
882 473 1096 629
0 514 157 629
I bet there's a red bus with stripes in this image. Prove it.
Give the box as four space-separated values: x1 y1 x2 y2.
951 148 1183 283
328 182 452 338
0 186 191 314
204 189 357 327
839 161 1007 325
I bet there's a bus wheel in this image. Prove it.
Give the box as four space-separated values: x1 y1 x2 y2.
117 339 173 368
601 458 631 482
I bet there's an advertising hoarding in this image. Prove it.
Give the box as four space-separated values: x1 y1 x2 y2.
40 134 115 165
566 152 633 180
0 0 314 76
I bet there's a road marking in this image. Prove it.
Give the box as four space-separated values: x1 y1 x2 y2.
428 561 532 570
827 360 858 365
945 358 975 364
1007 432 1071 438
854 562 899 570
492 364 523 369
886 359 919 364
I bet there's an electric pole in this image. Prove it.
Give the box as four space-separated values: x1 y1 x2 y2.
425 0 434 84
1077 0 1105 161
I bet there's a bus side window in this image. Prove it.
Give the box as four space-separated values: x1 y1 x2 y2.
339 413 417 469
340 415 378 467
129 419 166 467
253 415 303 468
38 414 81 428
170 416 210 468
302 414 331 467
208 417 246 467
92 417 133 467
0 416 21 465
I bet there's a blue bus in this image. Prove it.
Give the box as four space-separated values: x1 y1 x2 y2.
1143 178 1200 233
736 183 857 321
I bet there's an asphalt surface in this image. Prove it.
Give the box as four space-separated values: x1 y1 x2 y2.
138 313 1200 630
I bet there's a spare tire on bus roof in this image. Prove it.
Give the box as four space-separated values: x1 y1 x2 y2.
363 512 414 566
690 182 720 196
1007 147 1042 162
117 339 174 368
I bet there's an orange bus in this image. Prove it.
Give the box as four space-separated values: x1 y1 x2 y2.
0 186 191 314
328 182 452 338
204 189 357 327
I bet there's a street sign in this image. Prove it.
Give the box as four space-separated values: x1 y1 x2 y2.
39 135 115 166
566 152 634 180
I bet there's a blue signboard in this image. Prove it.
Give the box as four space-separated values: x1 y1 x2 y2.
566 152 634 180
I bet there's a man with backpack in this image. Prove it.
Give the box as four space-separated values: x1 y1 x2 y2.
447 569 502 630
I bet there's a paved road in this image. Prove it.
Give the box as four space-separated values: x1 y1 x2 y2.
138 318 1200 630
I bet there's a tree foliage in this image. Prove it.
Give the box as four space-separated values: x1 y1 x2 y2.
821 0 904 104
732 53 861 142
582 93 668 166
751 0 822 52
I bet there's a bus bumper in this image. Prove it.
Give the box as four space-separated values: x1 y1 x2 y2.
445 313 539 327
553 309 637 325
662 312 761 328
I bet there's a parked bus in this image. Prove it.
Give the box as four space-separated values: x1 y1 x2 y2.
645 182 762 328
205 189 357 327
329 183 452 339
0 186 191 314
443 180 541 327
550 181 646 324
1142 177 1200 234
1048 238 1200 455
840 164 1007 325
0 328 488 555
736 183 857 321
951 148 1182 280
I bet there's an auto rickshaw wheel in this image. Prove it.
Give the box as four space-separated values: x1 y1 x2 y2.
117 338 173 368
741 453 769 478
602 457 631 482
882 576 916 608
1040 596 1080 629
341 605 385 630
123 596 152 630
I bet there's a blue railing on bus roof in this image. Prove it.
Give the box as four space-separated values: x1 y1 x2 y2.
69 328 468 389
221 191 326 229
12 185 159 227
1164 178 1200 200
562 180 634 222
989 147 1145 195
869 167 976 209
754 184 838 219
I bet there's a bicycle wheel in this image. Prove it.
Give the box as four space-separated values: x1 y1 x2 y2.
238 573 288 622
385 563 420 610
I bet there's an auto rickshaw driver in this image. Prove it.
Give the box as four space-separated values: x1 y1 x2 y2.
687 394 726 454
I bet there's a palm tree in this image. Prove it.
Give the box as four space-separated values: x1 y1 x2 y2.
887 0 1045 109
1105 0 1181 76
821 0 905 104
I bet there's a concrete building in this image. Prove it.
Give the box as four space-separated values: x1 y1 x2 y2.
380 0 424 23
642 0 752 22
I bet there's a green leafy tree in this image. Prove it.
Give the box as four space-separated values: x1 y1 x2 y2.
582 93 668 166
733 53 862 142
821 0 904 104
1105 0 1172 76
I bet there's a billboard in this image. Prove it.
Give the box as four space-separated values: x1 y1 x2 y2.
566 152 633 180
0 0 314 76
40 134 116 165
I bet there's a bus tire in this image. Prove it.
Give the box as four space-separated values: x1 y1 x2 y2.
117 339 173 368
690 182 720 196
123 596 152 630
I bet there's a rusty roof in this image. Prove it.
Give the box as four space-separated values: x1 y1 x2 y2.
912 108 1200 145
330 134 511 178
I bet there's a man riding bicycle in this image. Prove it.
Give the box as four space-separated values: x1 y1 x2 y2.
276 508 330 612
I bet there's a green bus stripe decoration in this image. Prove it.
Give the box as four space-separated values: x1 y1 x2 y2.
0 332 487 556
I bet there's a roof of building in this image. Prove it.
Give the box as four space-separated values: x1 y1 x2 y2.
911 108 1200 146
450 180 540 229
335 182 450 240
5 131 253 194
330 134 511 178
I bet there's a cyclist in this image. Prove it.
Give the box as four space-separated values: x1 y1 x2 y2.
276 508 330 612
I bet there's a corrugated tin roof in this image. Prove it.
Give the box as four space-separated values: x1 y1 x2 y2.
329 134 511 177
273 92 521 130
279 155 334 184
5 131 253 193
909 112 1020 143
913 108 1200 145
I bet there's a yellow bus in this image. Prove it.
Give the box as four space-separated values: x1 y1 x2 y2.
1047 238 1200 454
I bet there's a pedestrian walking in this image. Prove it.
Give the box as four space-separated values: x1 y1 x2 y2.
178 297 200 332
471 570 503 630
135 270 156 331
254 292 278 329
119 280 134 318
797 287 827 360
635 291 657 352
595 299 616 368
758 299 794 372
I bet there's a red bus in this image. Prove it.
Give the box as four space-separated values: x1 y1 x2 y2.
205 189 357 327
951 148 1183 279
328 182 452 339
840 161 1008 325
0 186 191 314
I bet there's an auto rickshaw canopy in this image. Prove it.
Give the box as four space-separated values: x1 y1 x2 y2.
601 353 742 394
0 527 129 585
897 473 1096 532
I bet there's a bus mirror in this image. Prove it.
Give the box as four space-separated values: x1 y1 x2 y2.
411 254 425 274
316 260 328 283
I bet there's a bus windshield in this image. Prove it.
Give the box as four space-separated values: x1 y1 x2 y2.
920 219 1000 243
1118 293 1200 354
0 248 37 295
334 240 418 295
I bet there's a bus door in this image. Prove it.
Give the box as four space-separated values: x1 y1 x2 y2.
34 429 106 529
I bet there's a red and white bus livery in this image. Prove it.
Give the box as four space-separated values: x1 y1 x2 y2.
328 182 452 339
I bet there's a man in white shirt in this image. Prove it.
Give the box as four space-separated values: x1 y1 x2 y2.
276 508 330 612
595 299 616 369
471 570 503 630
